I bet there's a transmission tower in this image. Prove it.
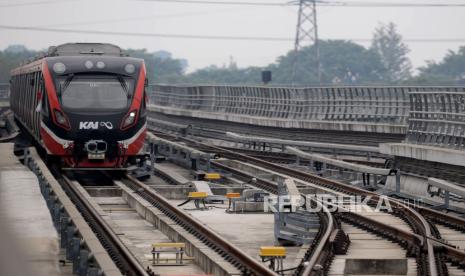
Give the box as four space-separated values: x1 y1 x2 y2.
291 0 321 84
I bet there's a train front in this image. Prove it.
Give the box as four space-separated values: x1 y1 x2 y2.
42 56 147 168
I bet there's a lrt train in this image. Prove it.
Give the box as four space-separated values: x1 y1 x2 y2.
9 43 148 168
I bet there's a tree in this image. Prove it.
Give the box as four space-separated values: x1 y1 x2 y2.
0 45 37 83
271 40 386 85
124 49 187 83
371 22 412 83
411 46 465 85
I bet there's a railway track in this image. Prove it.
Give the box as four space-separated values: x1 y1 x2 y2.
152 130 465 275
121 175 279 275
62 173 279 275
148 112 404 146
26 146 281 275
149 114 465 185
59 175 151 276
394 157 465 186
204 146 385 167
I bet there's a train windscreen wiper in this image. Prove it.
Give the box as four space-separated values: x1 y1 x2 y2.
60 73 74 95
117 75 129 97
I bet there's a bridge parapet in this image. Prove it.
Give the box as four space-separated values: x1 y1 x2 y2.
407 90 465 149
150 85 411 124
0 83 10 108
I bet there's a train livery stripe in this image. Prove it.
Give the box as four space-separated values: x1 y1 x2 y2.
42 61 65 127
40 122 73 155
119 122 147 155
130 63 146 122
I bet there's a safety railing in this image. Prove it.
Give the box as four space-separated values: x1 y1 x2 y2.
3 83 465 149
407 90 465 149
149 85 413 124
0 83 9 101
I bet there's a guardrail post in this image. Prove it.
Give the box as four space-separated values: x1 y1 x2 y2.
444 190 450 209
149 142 157 174
53 202 62 229
66 225 76 260
205 158 211 172
23 148 30 166
60 217 70 248
78 249 89 276
87 267 99 276
395 170 401 193
72 237 82 274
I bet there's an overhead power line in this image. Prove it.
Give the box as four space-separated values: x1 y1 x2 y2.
0 0 78 8
1 25 465 43
137 0 465 7
2 0 465 8
135 0 287 6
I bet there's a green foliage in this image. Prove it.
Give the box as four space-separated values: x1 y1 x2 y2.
0 45 38 83
410 47 465 85
371 22 412 83
1 40 465 87
182 40 387 85
183 63 263 85
125 49 187 83
272 40 386 85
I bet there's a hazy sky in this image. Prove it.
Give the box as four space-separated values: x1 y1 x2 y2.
1 0 465 73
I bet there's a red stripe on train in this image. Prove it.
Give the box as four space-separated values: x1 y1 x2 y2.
125 128 147 155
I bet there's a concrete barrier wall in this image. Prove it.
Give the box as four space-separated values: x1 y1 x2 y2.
148 85 465 135
407 91 465 149
149 85 414 124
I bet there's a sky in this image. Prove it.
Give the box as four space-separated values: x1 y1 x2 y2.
0 0 465 73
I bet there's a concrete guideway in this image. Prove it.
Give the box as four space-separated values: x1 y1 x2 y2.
286 146 392 176
148 85 416 134
149 105 407 134
226 131 380 153
380 142 465 167
0 143 63 276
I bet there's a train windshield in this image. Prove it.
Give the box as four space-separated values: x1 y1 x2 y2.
58 74 134 111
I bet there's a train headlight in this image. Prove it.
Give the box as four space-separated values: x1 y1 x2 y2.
121 110 137 130
53 109 71 130
96 61 105 69
53 62 66 74
124 64 135 74
85 60 94 69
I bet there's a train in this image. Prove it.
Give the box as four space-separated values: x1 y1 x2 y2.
9 43 148 169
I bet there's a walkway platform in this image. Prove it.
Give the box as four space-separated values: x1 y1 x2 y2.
380 143 465 167
149 105 407 134
0 143 69 276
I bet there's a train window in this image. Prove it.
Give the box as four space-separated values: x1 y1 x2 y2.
40 75 49 117
58 74 134 111
140 90 147 117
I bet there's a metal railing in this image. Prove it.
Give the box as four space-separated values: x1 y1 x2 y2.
0 83 9 101
149 85 414 124
3 83 465 149
407 91 465 149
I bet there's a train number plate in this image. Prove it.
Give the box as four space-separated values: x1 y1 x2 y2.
88 153 105 160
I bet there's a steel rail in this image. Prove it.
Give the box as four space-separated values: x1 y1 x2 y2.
123 174 278 276
156 133 440 276
189 160 338 276
61 175 149 276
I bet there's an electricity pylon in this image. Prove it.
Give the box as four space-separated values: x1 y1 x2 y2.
291 0 321 85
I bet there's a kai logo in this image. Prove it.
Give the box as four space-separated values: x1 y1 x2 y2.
79 121 113 130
